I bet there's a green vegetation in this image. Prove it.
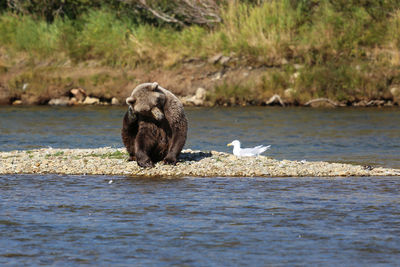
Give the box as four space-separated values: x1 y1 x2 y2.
1 0 400 105
87 150 128 159
45 151 65 158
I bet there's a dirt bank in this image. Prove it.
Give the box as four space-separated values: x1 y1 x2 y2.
1 57 400 107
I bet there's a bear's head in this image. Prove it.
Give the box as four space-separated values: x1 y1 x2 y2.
126 82 166 120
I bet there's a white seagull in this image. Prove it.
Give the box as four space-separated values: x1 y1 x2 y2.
227 140 271 157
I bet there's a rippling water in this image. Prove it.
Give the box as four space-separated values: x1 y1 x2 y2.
1 106 400 167
1 106 400 265
1 175 400 266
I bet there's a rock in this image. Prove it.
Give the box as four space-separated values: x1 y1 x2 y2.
83 96 100 105
48 97 70 106
180 88 207 106
266 94 285 107
390 87 400 104
353 100 367 107
211 72 223 80
208 54 230 65
195 87 206 101
219 56 230 65
68 97 79 106
70 88 86 102
111 97 120 105
209 53 223 64
366 100 385 107
12 99 22 105
384 101 393 107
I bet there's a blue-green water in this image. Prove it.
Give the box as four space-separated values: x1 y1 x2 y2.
1 106 400 167
1 175 400 266
1 106 400 266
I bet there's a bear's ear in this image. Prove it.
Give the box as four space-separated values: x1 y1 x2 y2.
151 82 159 91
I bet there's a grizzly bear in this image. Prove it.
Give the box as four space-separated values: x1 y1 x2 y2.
121 82 188 168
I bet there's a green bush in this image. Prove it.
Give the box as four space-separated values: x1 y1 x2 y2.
0 13 60 54
1 0 400 103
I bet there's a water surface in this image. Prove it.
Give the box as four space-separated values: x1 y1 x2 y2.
1 106 400 168
1 106 400 266
1 175 400 266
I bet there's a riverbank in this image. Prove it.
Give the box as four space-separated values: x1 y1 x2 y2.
2 2 400 107
1 147 399 177
1 62 400 108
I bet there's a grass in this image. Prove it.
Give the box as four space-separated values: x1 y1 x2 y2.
39 150 127 160
87 150 127 159
45 151 65 159
1 1 400 104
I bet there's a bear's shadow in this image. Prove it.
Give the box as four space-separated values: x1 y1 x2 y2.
177 151 212 162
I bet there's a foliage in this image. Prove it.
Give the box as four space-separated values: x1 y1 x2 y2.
1 0 400 103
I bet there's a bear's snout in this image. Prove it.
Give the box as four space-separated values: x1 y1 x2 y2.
126 97 135 106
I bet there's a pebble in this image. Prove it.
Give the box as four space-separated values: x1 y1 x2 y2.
0 148 399 177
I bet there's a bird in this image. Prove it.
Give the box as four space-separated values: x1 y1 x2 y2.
227 140 270 157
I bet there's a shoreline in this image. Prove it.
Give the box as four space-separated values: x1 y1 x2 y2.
1 147 399 177
1 61 400 108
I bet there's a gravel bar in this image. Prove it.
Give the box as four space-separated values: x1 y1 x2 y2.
1 147 399 177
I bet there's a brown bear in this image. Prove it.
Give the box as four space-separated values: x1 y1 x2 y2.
121 82 188 168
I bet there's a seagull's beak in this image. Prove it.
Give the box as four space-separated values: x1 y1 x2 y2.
227 143 232 147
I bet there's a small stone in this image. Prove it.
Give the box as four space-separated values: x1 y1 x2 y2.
12 100 22 105
48 97 70 106
209 53 223 64
195 88 206 101
366 100 385 107
219 56 230 65
68 97 78 106
70 88 86 102
353 101 367 107
212 72 223 80
390 87 400 104
111 97 120 105
1 148 399 177
83 96 100 105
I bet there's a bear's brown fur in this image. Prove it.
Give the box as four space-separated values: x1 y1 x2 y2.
121 82 187 168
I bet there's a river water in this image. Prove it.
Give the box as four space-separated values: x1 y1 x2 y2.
1 106 400 265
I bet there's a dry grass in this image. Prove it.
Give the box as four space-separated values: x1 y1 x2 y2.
1 1 400 104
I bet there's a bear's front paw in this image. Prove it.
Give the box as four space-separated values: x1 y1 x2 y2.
128 154 136 161
163 155 177 165
137 159 154 168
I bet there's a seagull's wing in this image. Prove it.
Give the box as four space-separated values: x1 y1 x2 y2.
239 146 263 156
256 145 271 155
240 145 271 156
236 148 254 156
